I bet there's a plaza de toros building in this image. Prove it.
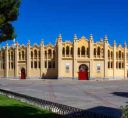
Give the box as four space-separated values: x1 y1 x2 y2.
0 34 128 80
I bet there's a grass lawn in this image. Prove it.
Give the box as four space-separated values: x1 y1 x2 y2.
0 95 63 118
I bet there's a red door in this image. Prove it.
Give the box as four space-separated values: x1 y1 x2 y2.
78 71 88 80
78 64 88 80
21 68 26 79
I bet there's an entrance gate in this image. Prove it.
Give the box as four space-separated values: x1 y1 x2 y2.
21 68 26 79
78 64 88 80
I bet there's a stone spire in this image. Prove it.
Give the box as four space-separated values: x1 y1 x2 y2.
89 34 93 42
104 35 108 43
74 34 78 41
114 40 116 46
57 34 62 42
58 34 62 39
124 41 127 47
27 40 30 46
41 39 44 46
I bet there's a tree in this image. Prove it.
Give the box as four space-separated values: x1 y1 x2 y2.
0 0 21 43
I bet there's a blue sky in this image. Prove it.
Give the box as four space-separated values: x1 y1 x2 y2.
2 0 128 46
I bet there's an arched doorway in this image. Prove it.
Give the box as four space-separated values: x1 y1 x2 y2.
21 68 26 79
78 64 88 80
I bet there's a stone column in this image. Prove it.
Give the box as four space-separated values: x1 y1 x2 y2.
104 35 108 79
113 40 116 79
15 44 19 77
26 41 30 78
57 34 62 79
5 43 8 77
73 34 78 79
124 42 127 79
89 34 94 79
40 40 44 78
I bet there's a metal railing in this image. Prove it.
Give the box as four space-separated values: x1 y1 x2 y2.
0 88 115 118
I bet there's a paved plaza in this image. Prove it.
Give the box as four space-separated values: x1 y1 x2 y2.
0 79 128 117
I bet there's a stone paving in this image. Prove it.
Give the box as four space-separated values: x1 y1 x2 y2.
0 78 128 117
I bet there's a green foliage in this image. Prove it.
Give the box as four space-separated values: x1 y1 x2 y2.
0 0 21 43
0 95 63 118
121 105 128 118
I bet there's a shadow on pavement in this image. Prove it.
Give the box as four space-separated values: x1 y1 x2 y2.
112 92 128 98
64 106 121 118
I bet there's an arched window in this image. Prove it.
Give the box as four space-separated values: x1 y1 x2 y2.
81 46 85 55
31 51 33 58
48 49 52 58
111 51 113 59
94 48 96 56
111 62 113 68
34 61 37 68
62 47 65 56
116 52 118 59
119 62 121 69
66 46 69 55
78 48 80 56
34 50 37 58
22 51 24 60
108 50 110 58
71 47 73 55
97 47 100 56
108 62 110 68
116 62 118 68
11 51 13 60
11 62 13 69
119 51 121 59
122 52 124 59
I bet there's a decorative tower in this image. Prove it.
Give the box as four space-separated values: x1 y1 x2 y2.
57 34 62 79
15 42 19 77
89 34 94 79
74 34 78 41
26 40 30 78
73 34 78 79
124 41 127 79
104 35 108 79
40 39 44 78
89 34 93 58
113 40 116 79
5 43 8 77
